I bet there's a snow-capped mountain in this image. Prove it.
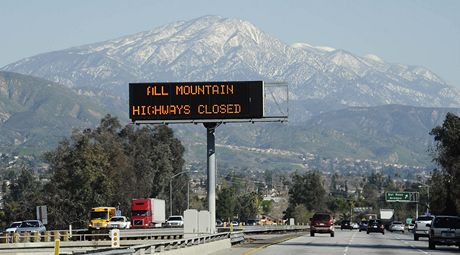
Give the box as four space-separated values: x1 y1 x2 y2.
3 16 460 121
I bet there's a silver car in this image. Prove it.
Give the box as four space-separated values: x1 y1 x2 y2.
4 221 22 233
16 220 46 233
414 215 434 240
428 215 460 250
389 221 405 233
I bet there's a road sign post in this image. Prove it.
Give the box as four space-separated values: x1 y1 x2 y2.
129 81 288 234
385 191 419 219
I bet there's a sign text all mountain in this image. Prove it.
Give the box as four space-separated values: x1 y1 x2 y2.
129 81 263 122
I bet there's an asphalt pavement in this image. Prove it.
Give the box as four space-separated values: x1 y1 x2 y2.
211 229 460 255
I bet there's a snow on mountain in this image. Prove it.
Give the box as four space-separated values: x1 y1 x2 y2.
2 15 460 121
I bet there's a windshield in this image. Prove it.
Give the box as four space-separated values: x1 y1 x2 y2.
20 221 40 227
433 217 460 228
313 214 331 221
110 217 124 222
132 210 148 216
9 222 21 228
90 211 109 220
168 216 183 221
417 216 433 221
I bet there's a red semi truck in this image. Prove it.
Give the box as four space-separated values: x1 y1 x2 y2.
131 198 166 228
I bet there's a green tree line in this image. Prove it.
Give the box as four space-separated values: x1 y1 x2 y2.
285 112 460 223
1 115 188 229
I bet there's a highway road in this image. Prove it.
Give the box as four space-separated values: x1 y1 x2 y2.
212 230 460 255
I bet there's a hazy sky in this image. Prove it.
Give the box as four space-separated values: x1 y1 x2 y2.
1 0 459 86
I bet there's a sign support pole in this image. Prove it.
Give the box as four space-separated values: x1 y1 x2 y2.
205 122 219 234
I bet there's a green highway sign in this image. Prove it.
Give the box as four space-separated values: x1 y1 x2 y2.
385 191 418 202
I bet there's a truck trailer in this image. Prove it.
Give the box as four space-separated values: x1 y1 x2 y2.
131 198 166 228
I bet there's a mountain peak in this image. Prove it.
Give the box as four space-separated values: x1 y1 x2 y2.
2 16 460 110
291 42 336 52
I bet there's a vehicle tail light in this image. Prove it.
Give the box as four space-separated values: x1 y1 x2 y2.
328 219 333 225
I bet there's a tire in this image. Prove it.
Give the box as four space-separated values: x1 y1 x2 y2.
331 232 334 237
382 231 385 235
359 229 362 232
310 231 314 237
414 234 419 241
367 231 369 234
428 239 435 250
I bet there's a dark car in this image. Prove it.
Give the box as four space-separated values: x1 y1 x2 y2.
246 219 258 226
367 219 384 235
341 220 352 230
310 213 334 237
428 215 460 250
359 220 368 232
216 219 224 227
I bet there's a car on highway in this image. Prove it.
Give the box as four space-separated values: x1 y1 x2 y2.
4 221 22 233
164 215 184 227
107 216 131 229
310 213 334 237
427 215 460 250
359 220 368 232
340 220 353 230
216 219 224 227
231 220 240 227
351 222 359 229
389 221 405 233
246 219 258 226
16 220 46 233
367 219 384 235
413 215 434 240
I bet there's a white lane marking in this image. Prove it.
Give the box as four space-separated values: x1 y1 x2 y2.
390 232 432 255
344 231 357 255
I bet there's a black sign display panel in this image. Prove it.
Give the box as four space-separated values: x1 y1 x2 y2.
129 81 264 122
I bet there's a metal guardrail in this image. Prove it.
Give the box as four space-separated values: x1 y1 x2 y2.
0 225 306 244
229 231 244 243
0 228 185 243
79 232 231 255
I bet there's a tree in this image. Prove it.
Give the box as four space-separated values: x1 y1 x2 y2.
237 192 261 222
43 115 186 229
430 112 460 215
261 200 273 215
1 168 43 225
216 186 237 222
428 170 447 215
285 171 326 219
292 204 311 225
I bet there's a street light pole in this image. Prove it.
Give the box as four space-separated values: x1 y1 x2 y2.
169 170 192 216
418 184 430 215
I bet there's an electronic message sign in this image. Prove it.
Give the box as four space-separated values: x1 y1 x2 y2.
129 81 264 122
